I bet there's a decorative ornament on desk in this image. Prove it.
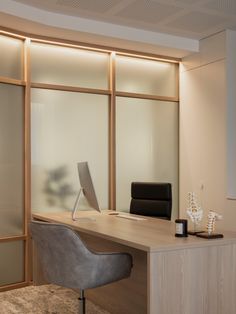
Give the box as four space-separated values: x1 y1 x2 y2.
196 210 224 239
186 192 204 235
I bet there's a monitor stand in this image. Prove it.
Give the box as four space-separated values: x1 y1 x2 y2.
72 188 96 222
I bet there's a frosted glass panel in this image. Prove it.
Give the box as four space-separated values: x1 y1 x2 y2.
31 43 109 89
0 84 24 237
0 35 23 79
31 89 109 212
116 97 178 219
0 241 24 286
116 56 177 97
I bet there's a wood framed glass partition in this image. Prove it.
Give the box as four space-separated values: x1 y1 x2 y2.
0 33 29 291
0 29 179 290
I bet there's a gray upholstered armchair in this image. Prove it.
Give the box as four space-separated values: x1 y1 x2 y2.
30 221 133 314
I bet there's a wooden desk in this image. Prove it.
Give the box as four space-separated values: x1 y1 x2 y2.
32 210 236 314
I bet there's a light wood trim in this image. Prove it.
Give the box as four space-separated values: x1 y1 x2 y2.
23 38 32 284
30 82 111 95
0 76 25 86
30 82 179 102
116 51 179 63
109 52 116 210
0 281 29 293
31 37 111 54
116 91 179 102
0 29 26 40
0 235 27 242
175 62 180 99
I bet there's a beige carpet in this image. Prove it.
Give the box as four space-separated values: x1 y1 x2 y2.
0 284 110 314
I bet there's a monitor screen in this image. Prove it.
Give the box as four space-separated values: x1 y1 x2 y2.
72 162 100 220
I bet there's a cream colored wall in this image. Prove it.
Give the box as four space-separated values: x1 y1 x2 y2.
180 30 236 232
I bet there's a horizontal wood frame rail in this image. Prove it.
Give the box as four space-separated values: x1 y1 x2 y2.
115 51 179 64
0 29 26 40
0 281 29 293
116 91 179 102
0 235 27 242
31 82 112 95
31 83 178 102
0 76 26 86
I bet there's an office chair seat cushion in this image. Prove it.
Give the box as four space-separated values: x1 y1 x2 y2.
131 182 171 200
30 221 132 290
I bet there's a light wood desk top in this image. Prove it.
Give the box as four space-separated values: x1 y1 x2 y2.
32 209 236 314
32 210 236 253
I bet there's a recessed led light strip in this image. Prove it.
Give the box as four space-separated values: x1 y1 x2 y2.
0 27 180 63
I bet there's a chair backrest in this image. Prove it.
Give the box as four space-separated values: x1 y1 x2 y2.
130 182 172 220
30 221 132 290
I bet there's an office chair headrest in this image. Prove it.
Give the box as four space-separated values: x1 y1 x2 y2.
131 182 171 200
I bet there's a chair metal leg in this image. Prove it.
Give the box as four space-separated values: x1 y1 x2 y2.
79 289 86 314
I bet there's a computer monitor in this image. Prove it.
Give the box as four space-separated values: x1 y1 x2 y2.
72 161 101 221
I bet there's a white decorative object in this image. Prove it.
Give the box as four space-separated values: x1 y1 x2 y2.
206 210 222 235
186 192 203 233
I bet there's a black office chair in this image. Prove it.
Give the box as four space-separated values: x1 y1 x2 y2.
130 182 172 220
30 221 133 314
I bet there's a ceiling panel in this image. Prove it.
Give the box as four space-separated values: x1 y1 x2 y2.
9 0 236 39
205 0 236 15
56 0 122 13
167 11 228 33
114 1 182 23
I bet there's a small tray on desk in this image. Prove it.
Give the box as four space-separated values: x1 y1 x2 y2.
188 230 205 236
196 232 224 239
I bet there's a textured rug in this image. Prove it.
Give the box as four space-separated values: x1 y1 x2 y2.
0 284 110 314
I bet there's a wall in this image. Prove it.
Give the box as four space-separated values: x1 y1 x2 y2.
180 30 236 231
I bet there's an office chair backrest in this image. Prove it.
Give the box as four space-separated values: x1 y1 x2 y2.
30 221 132 290
130 182 172 220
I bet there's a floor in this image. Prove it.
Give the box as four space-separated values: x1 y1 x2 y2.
0 284 110 314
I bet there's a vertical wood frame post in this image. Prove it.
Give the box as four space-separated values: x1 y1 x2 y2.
23 38 31 283
109 52 116 210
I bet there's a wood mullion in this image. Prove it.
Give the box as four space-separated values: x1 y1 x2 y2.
176 63 180 100
23 37 31 284
109 52 116 210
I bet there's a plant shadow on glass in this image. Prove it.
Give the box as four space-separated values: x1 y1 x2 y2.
43 166 75 209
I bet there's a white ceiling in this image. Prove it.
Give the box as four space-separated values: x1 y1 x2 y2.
11 0 236 39
1 0 236 58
